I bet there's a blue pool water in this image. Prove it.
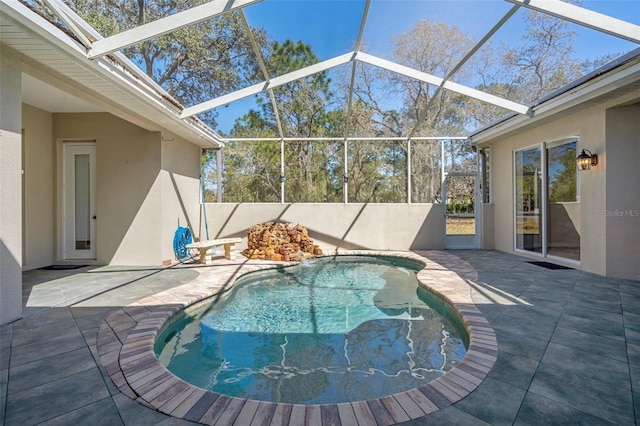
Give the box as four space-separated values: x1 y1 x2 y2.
155 256 468 404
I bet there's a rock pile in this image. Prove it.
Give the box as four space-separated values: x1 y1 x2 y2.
242 222 323 261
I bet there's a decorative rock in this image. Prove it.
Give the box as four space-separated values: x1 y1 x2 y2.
242 222 323 262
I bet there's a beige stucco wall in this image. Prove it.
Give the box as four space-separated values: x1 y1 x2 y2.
52 114 201 265
202 203 445 252
480 203 495 250
479 105 606 274
478 89 640 278
22 104 54 270
2 46 202 324
53 113 161 265
605 103 640 280
160 134 201 263
0 45 23 324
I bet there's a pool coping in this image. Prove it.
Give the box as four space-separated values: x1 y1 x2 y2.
96 250 497 426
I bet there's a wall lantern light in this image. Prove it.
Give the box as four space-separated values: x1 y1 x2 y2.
576 149 598 171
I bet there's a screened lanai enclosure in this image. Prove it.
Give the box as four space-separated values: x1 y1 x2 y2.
3 0 640 259
203 138 476 204
5 2 640 424
23 0 639 141
203 136 481 247
11 0 638 250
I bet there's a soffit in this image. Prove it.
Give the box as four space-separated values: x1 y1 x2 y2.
0 4 222 148
22 73 105 113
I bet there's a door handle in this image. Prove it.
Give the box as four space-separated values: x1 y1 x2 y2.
92 215 97 219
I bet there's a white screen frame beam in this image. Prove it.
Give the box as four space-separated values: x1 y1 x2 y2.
506 0 640 43
357 53 531 115
88 0 261 59
181 52 354 119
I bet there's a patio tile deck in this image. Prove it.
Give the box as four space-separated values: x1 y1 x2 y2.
4 368 110 425
1 250 639 425
550 326 629 362
485 351 539 390
7 346 97 395
513 392 617 426
529 364 634 425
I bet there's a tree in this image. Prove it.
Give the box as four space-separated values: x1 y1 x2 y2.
344 21 478 203
347 140 408 203
221 140 282 202
467 4 586 126
227 40 343 202
64 0 266 127
547 141 577 202
342 21 476 138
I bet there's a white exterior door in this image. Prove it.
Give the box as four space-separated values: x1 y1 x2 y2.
63 143 96 259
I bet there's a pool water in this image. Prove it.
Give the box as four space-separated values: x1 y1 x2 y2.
155 256 468 404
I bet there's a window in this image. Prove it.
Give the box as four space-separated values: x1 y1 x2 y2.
546 139 579 260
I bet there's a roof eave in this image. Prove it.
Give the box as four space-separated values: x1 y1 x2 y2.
469 47 640 146
1 0 224 149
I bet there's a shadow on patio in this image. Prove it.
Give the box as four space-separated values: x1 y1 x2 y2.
1 250 639 425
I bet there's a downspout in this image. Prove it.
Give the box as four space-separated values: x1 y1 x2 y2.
216 149 222 203
200 149 210 241
479 148 489 203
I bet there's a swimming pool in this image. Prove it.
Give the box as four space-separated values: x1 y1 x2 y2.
155 255 468 404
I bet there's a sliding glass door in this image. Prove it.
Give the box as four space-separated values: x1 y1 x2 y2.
515 146 542 253
514 138 580 262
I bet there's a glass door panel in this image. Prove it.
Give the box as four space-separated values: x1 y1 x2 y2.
63 143 96 259
515 147 542 253
547 139 580 261
74 154 91 250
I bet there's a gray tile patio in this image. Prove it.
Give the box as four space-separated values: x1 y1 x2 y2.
1 250 639 425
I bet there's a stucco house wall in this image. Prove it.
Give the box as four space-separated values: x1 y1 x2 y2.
18 108 203 269
476 89 640 280
51 112 201 266
160 135 202 263
22 104 54 270
1 7 219 323
1 45 23 324
605 102 640 279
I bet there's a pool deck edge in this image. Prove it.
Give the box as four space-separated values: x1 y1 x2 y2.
96 250 497 426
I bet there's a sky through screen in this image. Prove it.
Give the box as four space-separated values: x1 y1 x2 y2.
213 0 640 134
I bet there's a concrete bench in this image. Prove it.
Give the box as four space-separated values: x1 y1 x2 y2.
186 238 243 263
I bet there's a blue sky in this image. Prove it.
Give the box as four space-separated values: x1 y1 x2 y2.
214 0 640 134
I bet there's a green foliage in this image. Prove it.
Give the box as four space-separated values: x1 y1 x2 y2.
348 140 408 203
284 141 343 203
222 39 347 202
65 0 265 128
411 141 442 203
26 0 610 204
446 202 475 214
220 141 281 202
547 141 577 202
